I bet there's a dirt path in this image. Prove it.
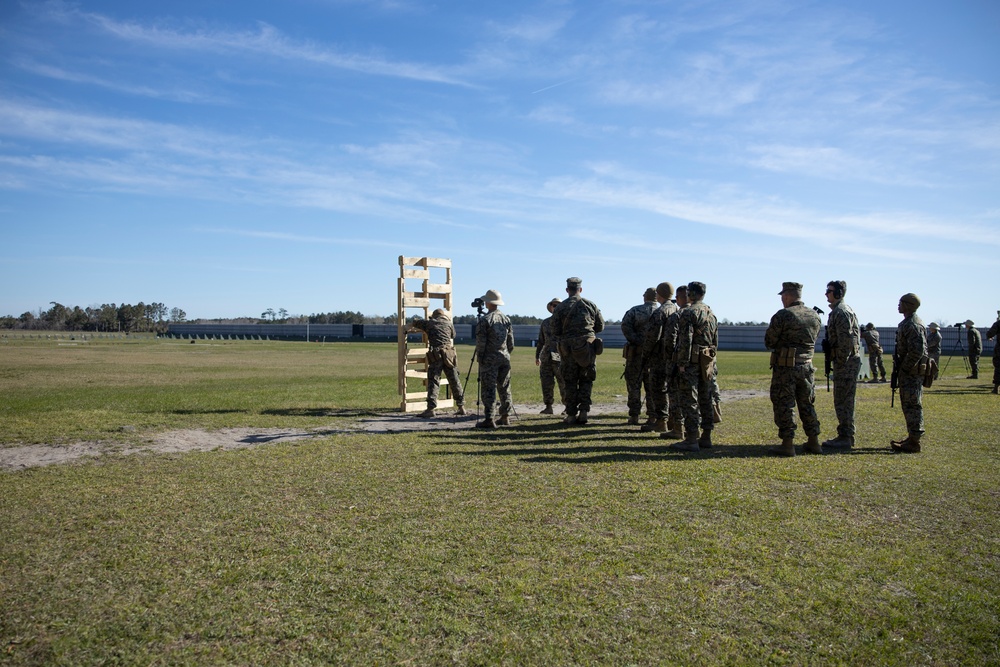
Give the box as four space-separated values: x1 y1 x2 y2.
1 390 768 471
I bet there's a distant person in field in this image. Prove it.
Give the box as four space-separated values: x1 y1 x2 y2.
987 313 1000 394
474 289 514 429
409 309 466 419
861 323 887 383
823 280 861 450
764 282 823 457
621 287 659 426
671 281 719 452
891 293 927 454
552 276 605 425
639 282 679 435
535 298 567 414
926 322 942 373
965 320 982 379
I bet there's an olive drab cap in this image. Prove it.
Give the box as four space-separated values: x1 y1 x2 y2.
481 289 504 306
865 322 874 330
687 281 706 296
643 287 657 301
899 293 921 309
547 298 561 311
778 282 802 295
566 277 583 289
432 308 447 319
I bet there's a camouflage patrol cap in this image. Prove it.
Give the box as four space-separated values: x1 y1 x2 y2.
898 293 920 309
655 282 674 299
431 308 447 319
778 282 802 295
643 287 657 301
566 277 583 288
547 298 561 312
865 322 874 330
686 281 706 297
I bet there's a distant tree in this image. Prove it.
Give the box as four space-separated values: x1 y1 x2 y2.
0 315 15 329
18 312 36 329
43 302 68 330
278 308 288 321
169 307 187 323
262 308 276 322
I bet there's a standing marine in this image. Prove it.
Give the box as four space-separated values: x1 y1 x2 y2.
926 322 942 371
861 323 887 383
409 309 466 418
765 282 823 457
891 293 927 453
622 287 659 426
474 289 514 429
823 280 861 450
552 277 605 425
639 282 678 433
987 313 1000 394
671 281 718 452
965 320 982 379
536 298 567 414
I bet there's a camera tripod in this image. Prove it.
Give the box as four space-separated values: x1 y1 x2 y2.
939 326 969 377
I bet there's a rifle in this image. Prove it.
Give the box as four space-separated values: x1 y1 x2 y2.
821 336 832 392
890 359 899 407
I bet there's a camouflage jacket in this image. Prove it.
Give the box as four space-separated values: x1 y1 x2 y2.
926 329 942 356
826 300 860 363
641 301 679 361
536 316 556 361
411 315 456 350
861 328 882 354
552 295 604 341
476 309 514 364
967 327 982 355
895 313 927 376
988 321 1000 360
675 301 718 364
621 301 658 347
764 301 821 356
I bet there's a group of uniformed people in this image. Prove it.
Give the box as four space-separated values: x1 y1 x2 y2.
412 276 995 449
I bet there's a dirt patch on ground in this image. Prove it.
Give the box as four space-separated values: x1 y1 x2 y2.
1 390 768 472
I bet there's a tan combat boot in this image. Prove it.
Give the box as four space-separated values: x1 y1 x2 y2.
540 404 554 414
769 437 796 457
576 410 589 425
698 429 713 449
475 418 497 429
455 404 467 416
897 434 921 453
498 415 510 426
418 408 436 418
671 431 700 452
803 434 822 454
627 415 641 426
641 419 666 433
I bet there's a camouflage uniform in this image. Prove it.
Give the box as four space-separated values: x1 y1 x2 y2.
641 300 679 423
826 298 861 441
987 320 1000 392
622 294 658 421
475 308 514 420
765 298 822 440
536 312 566 408
674 290 718 441
895 311 927 438
967 324 982 379
926 325 942 368
552 280 605 418
411 313 464 410
861 326 886 381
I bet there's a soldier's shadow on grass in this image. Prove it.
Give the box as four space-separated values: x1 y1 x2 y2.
261 408 382 418
427 421 898 462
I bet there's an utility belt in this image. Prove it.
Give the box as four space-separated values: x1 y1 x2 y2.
770 347 813 368
427 344 457 369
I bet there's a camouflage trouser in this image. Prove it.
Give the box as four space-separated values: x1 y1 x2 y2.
677 364 714 436
994 354 1000 387
969 354 980 377
426 359 465 409
479 358 512 420
668 364 684 427
832 356 861 438
770 364 820 439
624 355 654 418
539 356 566 406
868 351 886 379
898 373 924 436
560 356 596 416
647 356 670 421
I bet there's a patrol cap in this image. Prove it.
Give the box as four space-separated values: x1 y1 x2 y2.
547 298 561 311
865 322 874 330
898 292 920 309
566 277 582 289
643 287 657 301
965 319 974 326
686 281 706 296
480 289 504 306
778 281 802 295
431 308 447 319
655 282 674 299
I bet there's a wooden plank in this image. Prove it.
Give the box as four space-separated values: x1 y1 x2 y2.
421 258 451 268
402 297 431 308
402 268 430 279
426 283 451 293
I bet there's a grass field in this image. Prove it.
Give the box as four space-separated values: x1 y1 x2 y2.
1 338 998 665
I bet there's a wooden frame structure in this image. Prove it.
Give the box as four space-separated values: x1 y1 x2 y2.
397 256 453 412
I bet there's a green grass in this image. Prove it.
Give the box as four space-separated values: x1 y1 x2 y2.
1 338 998 665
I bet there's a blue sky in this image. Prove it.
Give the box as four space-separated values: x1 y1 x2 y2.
2 0 998 326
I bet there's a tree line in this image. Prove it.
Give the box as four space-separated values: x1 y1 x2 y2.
1 302 186 333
